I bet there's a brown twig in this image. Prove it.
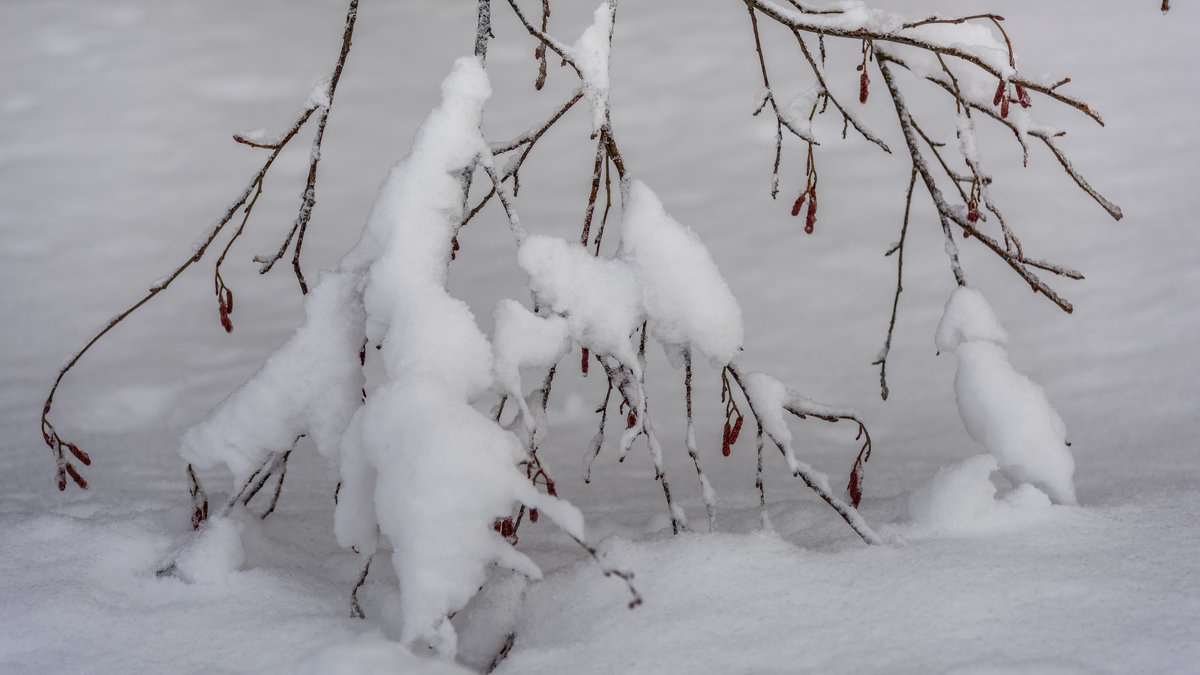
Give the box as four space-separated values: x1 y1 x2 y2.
254 0 360 294
725 364 879 544
872 167 917 401
746 0 1105 125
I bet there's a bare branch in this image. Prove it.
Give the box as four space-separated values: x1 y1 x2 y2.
746 0 1105 125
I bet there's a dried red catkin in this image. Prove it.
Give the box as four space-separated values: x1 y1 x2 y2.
993 80 1006 107
729 415 744 445
791 191 806 217
859 71 870 104
1015 84 1031 108
805 190 818 234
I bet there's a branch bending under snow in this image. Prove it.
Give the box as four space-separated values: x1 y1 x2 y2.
725 364 879 545
40 0 360 490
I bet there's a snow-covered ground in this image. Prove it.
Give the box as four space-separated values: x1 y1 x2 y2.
2 1 1198 673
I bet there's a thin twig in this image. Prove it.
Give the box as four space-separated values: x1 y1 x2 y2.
255 0 360 293
873 167 917 401
746 0 1105 125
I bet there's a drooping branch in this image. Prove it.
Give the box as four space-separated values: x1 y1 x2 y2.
872 167 917 401
40 0 361 490
876 54 1076 313
254 0 361 293
725 365 879 544
746 0 1104 125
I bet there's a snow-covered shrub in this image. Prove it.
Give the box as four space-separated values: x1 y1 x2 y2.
39 0 1122 666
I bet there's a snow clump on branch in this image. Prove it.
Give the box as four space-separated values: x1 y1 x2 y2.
936 287 1077 505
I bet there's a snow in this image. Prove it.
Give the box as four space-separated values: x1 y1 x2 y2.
517 234 644 374
569 2 616 137
2 0 1200 673
179 268 365 481
937 287 1077 505
618 180 744 367
171 514 246 583
907 454 1053 533
328 55 588 656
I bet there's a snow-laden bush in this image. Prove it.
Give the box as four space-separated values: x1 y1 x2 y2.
39 0 1122 666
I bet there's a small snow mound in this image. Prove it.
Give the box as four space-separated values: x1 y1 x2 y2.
936 286 1008 353
908 455 1054 533
908 455 1001 528
172 517 245 584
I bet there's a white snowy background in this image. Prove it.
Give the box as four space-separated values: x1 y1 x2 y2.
2 0 1198 673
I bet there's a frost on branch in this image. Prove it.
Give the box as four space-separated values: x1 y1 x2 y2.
936 287 1077 505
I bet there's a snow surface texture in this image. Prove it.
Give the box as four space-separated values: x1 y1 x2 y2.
3 1 1200 674
937 287 1077 505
